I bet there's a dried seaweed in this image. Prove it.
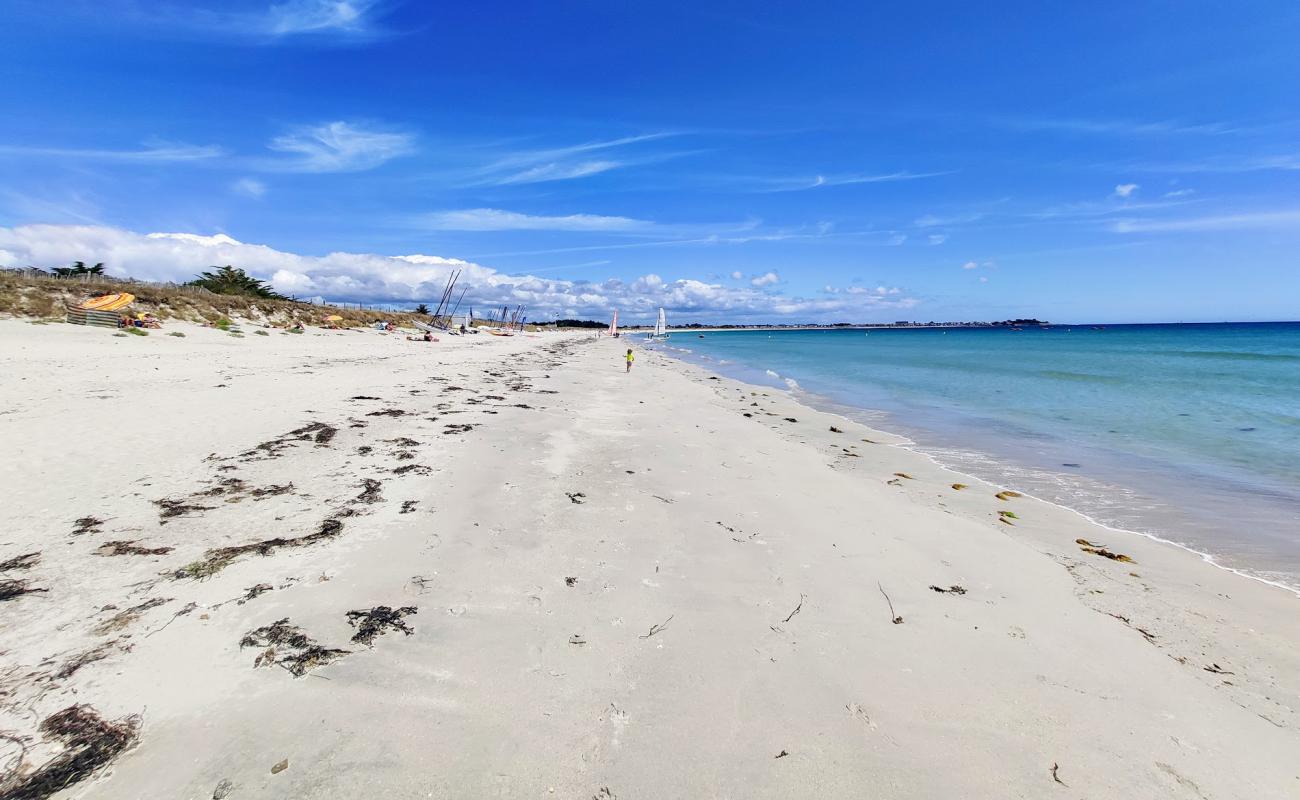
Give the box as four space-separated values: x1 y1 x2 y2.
392 464 432 476
365 408 406 417
443 423 476 434
385 437 421 447
355 479 383 504
929 584 967 595
0 579 48 602
95 541 173 557
0 552 40 571
639 615 674 639
173 518 344 580
995 491 1023 501
238 584 273 604
250 484 294 499
71 517 104 536
893 472 914 480
0 705 140 800
950 483 968 491
154 498 216 521
55 643 117 680
345 605 418 646
240 619 349 677
93 598 169 634
829 426 842 433
1076 539 1135 563
566 492 586 504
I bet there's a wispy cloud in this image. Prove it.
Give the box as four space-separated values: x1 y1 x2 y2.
761 170 953 192
0 141 223 162
231 177 267 197
914 212 984 228
266 0 384 35
265 121 415 172
997 116 1239 137
136 0 396 44
493 160 624 185
1113 183 1139 198
466 133 685 186
420 208 653 232
1111 209 1300 233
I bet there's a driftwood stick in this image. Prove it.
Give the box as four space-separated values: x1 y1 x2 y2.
878 582 903 624
640 615 674 639
782 594 806 624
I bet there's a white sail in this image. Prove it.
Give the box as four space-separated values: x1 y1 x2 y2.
654 307 666 336
609 309 618 336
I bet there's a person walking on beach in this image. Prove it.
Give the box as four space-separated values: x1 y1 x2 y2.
625 348 635 373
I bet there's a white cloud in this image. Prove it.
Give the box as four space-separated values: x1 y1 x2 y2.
139 0 392 43
470 133 681 186
750 271 779 287
760 170 954 192
1113 183 1139 198
494 160 623 185
962 261 978 270
266 121 414 172
887 233 907 246
914 212 983 228
421 208 652 232
927 234 948 245
730 270 743 280
0 141 223 163
1111 208 1300 233
1163 188 1195 198
979 276 989 283
267 0 380 35
0 224 920 322
231 178 267 198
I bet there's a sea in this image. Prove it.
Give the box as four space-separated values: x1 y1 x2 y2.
647 322 1300 592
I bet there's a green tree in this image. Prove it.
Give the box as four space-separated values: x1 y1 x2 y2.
189 265 286 299
414 303 430 315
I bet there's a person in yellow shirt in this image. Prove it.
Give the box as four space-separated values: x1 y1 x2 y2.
625 348 634 373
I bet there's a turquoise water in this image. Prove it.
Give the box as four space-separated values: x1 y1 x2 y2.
652 323 1300 590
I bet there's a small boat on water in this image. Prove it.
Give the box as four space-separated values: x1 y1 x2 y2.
649 307 670 341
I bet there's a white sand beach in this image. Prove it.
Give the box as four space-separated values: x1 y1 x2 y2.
1 318 1298 799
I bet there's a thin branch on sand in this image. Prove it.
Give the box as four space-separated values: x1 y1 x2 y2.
639 615 674 639
878 583 903 624
782 594 806 624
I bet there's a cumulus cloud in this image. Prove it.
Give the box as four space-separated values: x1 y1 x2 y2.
420 208 652 232
1113 183 1139 198
231 178 267 197
750 271 779 287
0 224 920 323
962 261 978 270
266 121 415 172
730 271 743 280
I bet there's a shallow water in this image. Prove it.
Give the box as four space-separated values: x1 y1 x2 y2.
653 323 1300 590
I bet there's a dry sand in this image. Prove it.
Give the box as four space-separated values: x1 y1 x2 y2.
0 318 1297 799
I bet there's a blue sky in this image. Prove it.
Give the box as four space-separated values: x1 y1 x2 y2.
1 0 1297 323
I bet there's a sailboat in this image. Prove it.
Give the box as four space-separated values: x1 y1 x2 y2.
649 307 669 340
608 309 619 337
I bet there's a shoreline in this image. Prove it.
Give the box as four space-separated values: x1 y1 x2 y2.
2 318 1297 798
646 332 1300 595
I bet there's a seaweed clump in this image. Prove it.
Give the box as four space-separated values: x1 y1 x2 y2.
95 541 174 557
0 552 40 571
173 518 344 580
240 619 349 677
345 606 418 646
0 578 48 602
0 705 140 800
